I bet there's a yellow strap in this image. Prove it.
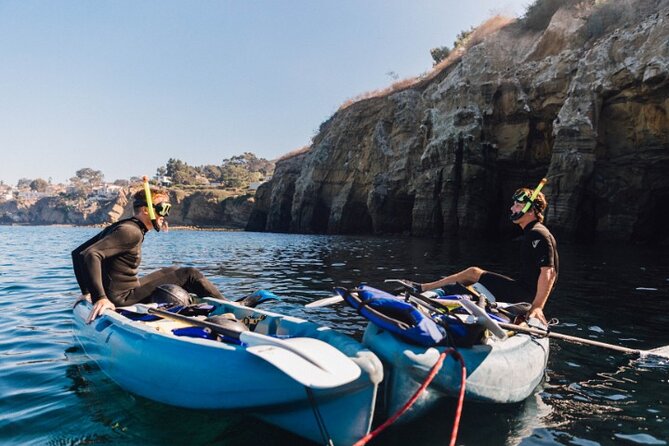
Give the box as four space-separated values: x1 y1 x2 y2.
522 177 548 214
142 176 156 220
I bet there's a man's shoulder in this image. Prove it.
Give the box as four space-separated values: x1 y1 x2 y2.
111 219 145 239
528 222 557 245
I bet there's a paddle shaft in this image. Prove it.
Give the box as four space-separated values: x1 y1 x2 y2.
148 307 345 371
144 307 362 388
148 307 243 340
499 322 645 355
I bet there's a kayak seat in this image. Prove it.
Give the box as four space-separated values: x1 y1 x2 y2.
493 302 532 322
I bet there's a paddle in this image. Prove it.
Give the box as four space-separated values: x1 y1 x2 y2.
141 306 362 389
305 294 344 308
234 289 281 307
460 282 669 359
498 322 669 359
305 280 448 309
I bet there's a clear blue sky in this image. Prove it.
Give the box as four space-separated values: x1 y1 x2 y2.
0 0 529 185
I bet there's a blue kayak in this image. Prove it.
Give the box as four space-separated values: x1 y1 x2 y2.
73 297 383 445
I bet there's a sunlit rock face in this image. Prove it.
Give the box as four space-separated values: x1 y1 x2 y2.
0 189 131 225
249 5 669 242
0 187 254 229
119 190 255 229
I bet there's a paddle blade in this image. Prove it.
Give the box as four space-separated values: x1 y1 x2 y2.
305 295 344 308
242 334 361 389
235 289 281 307
644 345 669 360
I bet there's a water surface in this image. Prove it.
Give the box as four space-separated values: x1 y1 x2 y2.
1 226 668 445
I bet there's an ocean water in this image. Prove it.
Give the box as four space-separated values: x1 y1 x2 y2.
1 225 668 446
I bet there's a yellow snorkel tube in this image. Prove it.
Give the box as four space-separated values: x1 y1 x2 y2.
510 177 548 221
521 177 548 215
142 176 161 232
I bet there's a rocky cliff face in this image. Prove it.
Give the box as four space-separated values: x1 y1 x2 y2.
0 188 253 229
121 190 255 229
0 189 130 225
248 3 669 243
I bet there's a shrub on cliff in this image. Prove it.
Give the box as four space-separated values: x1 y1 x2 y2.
30 178 48 192
520 0 588 31
581 0 667 41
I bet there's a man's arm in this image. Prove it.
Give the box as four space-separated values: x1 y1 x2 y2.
79 224 141 303
528 266 556 324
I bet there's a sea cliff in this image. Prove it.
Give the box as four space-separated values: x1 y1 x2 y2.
247 3 669 242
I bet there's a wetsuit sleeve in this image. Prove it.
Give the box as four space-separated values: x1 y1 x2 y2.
72 250 88 296
531 234 555 269
72 233 99 295
76 225 143 302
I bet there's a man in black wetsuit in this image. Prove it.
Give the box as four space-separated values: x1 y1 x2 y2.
72 187 226 322
418 185 558 324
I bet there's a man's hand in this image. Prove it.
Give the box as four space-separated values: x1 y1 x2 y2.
73 293 91 308
527 306 547 325
87 298 116 323
410 281 423 294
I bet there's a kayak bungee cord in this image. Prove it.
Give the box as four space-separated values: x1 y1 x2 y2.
353 348 467 446
306 387 334 446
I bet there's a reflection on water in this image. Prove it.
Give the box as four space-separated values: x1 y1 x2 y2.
0 226 668 445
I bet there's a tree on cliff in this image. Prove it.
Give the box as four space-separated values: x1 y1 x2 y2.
164 158 202 185
29 178 49 192
70 168 104 187
521 0 586 31
67 168 104 198
155 152 274 188
16 178 32 189
430 46 451 65
430 27 473 65
222 152 274 178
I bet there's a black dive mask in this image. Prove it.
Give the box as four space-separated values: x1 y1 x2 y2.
509 190 533 221
509 177 548 221
154 202 171 217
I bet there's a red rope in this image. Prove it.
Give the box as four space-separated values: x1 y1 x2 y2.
353 347 467 446
449 350 467 446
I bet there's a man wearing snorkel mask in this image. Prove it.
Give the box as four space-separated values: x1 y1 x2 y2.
418 180 558 325
72 186 226 322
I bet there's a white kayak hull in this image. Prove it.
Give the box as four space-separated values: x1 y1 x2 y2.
73 298 383 445
363 320 549 421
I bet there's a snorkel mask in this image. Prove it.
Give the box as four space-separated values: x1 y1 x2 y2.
510 178 547 222
142 176 170 232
